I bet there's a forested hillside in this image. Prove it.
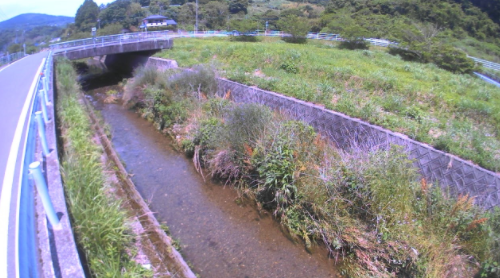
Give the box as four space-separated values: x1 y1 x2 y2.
0 14 73 53
64 0 500 62
0 13 73 30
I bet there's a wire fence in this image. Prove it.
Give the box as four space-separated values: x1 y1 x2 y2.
0 52 25 67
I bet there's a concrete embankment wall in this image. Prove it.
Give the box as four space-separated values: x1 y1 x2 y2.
146 57 500 209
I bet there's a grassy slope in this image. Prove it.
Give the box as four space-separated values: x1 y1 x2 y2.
157 37 500 171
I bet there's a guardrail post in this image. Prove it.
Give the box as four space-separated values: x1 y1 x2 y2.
29 161 61 229
40 88 50 104
39 91 50 123
42 76 47 92
35 111 50 156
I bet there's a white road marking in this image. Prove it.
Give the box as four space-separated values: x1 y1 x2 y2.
15 56 49 278
0 58 45 278
0 55 31 74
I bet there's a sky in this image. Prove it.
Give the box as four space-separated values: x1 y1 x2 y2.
0 0 115 22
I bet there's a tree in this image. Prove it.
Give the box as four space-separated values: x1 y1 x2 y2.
325 14 369 49
228 0 248 14
258 9 279 29
178 3 196 26
228 18 257 33
97 23 123 36
7 43 22 53
149 0 170 15
75 0 99 32
164 6 181 21
126 2 146 26
277 15 310 43
202 1 229 29
228 19 258 41
99 0 145 29
390 22 442 62
431 45 476 74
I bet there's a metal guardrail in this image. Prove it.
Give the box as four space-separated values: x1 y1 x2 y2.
0 52 25 67
468 56 500 71
17 52 61 277
474 72 500 87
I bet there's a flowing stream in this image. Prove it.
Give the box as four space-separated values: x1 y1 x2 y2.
85 81 337 278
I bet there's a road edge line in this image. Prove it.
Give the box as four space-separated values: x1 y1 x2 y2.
0 57 46 278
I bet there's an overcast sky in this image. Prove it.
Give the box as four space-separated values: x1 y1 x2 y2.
0 0 115 22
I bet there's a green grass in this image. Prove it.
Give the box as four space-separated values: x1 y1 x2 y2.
157 37 500 171
56 59 152 277
123 65 500 278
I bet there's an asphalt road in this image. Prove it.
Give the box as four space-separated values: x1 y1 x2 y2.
0 51 47 277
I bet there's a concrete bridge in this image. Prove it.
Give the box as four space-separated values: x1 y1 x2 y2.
53 38 172 60
51 32 174 73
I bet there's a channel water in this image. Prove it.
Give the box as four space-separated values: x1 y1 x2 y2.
84 79 337 278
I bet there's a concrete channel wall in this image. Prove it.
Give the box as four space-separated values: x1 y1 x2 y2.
147 57 500 209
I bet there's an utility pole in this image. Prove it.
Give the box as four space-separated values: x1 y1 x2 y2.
195 0 198 33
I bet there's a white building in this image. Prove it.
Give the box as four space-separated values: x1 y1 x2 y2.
142 15 177 28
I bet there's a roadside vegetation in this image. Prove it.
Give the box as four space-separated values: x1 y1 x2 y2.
56 58 152 277
157 37 500 172
123 64 500 278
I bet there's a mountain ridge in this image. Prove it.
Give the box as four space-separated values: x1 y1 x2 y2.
0 13 74 31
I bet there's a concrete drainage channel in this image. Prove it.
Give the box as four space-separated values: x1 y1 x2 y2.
81 96 196 277
32 55 196 277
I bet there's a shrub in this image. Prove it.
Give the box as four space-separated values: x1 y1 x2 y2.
431 45 476 74
194 117 224 150
280 60 299 74
339 40 369 50
388 47 426 62
167 65 218 98
229 35 259 42
277 15 310 44
282 37 307 44
223 103 272 152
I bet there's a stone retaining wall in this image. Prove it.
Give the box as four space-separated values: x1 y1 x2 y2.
148 57 500 209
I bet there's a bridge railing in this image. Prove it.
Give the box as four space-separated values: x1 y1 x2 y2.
50 30 174 50
50 30 232 51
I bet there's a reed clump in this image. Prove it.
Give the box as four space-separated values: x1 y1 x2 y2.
128 65 500 278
